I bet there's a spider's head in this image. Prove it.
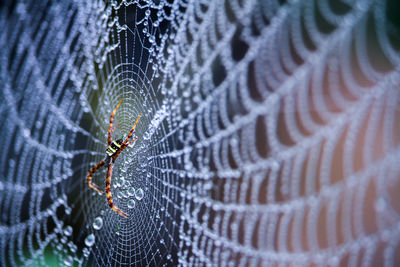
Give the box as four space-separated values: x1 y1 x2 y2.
115 139 123 145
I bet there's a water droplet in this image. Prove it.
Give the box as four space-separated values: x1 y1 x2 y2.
117 23 127 32
82 247 90 258
35 121 42 129
135 188 144 200
230 136 238 146
69 243 77 253
22 128 31 137
84 234 95 247
122 179 129 188
145 9 151 16
93 217 103 230
65 207 72 215
128 187 135 196
118 190 127 199
64 255 73 266
63 226 73 236
128 199 135 209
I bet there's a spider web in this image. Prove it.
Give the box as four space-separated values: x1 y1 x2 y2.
1 0 400 266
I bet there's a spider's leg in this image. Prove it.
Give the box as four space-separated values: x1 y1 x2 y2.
113 138 137 161
105 161 128 218
111 114 141 161
123 113 141 145
108 99 123 146
126 138 137 146
87 160 105 194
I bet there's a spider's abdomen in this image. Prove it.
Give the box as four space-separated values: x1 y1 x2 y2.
106 140 122 157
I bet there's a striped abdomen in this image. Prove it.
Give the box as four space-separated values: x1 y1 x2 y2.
106 140 121 157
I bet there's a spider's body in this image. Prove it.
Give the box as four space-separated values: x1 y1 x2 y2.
106 139 122 157
86 99 141 218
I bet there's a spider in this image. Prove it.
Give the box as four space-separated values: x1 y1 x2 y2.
86 99 141 218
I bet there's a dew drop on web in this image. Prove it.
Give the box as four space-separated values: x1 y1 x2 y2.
128 187 135 196
84 234 95 247
128 199 135 209
63 226 73 236
135 188 144 200
93 217 103 230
